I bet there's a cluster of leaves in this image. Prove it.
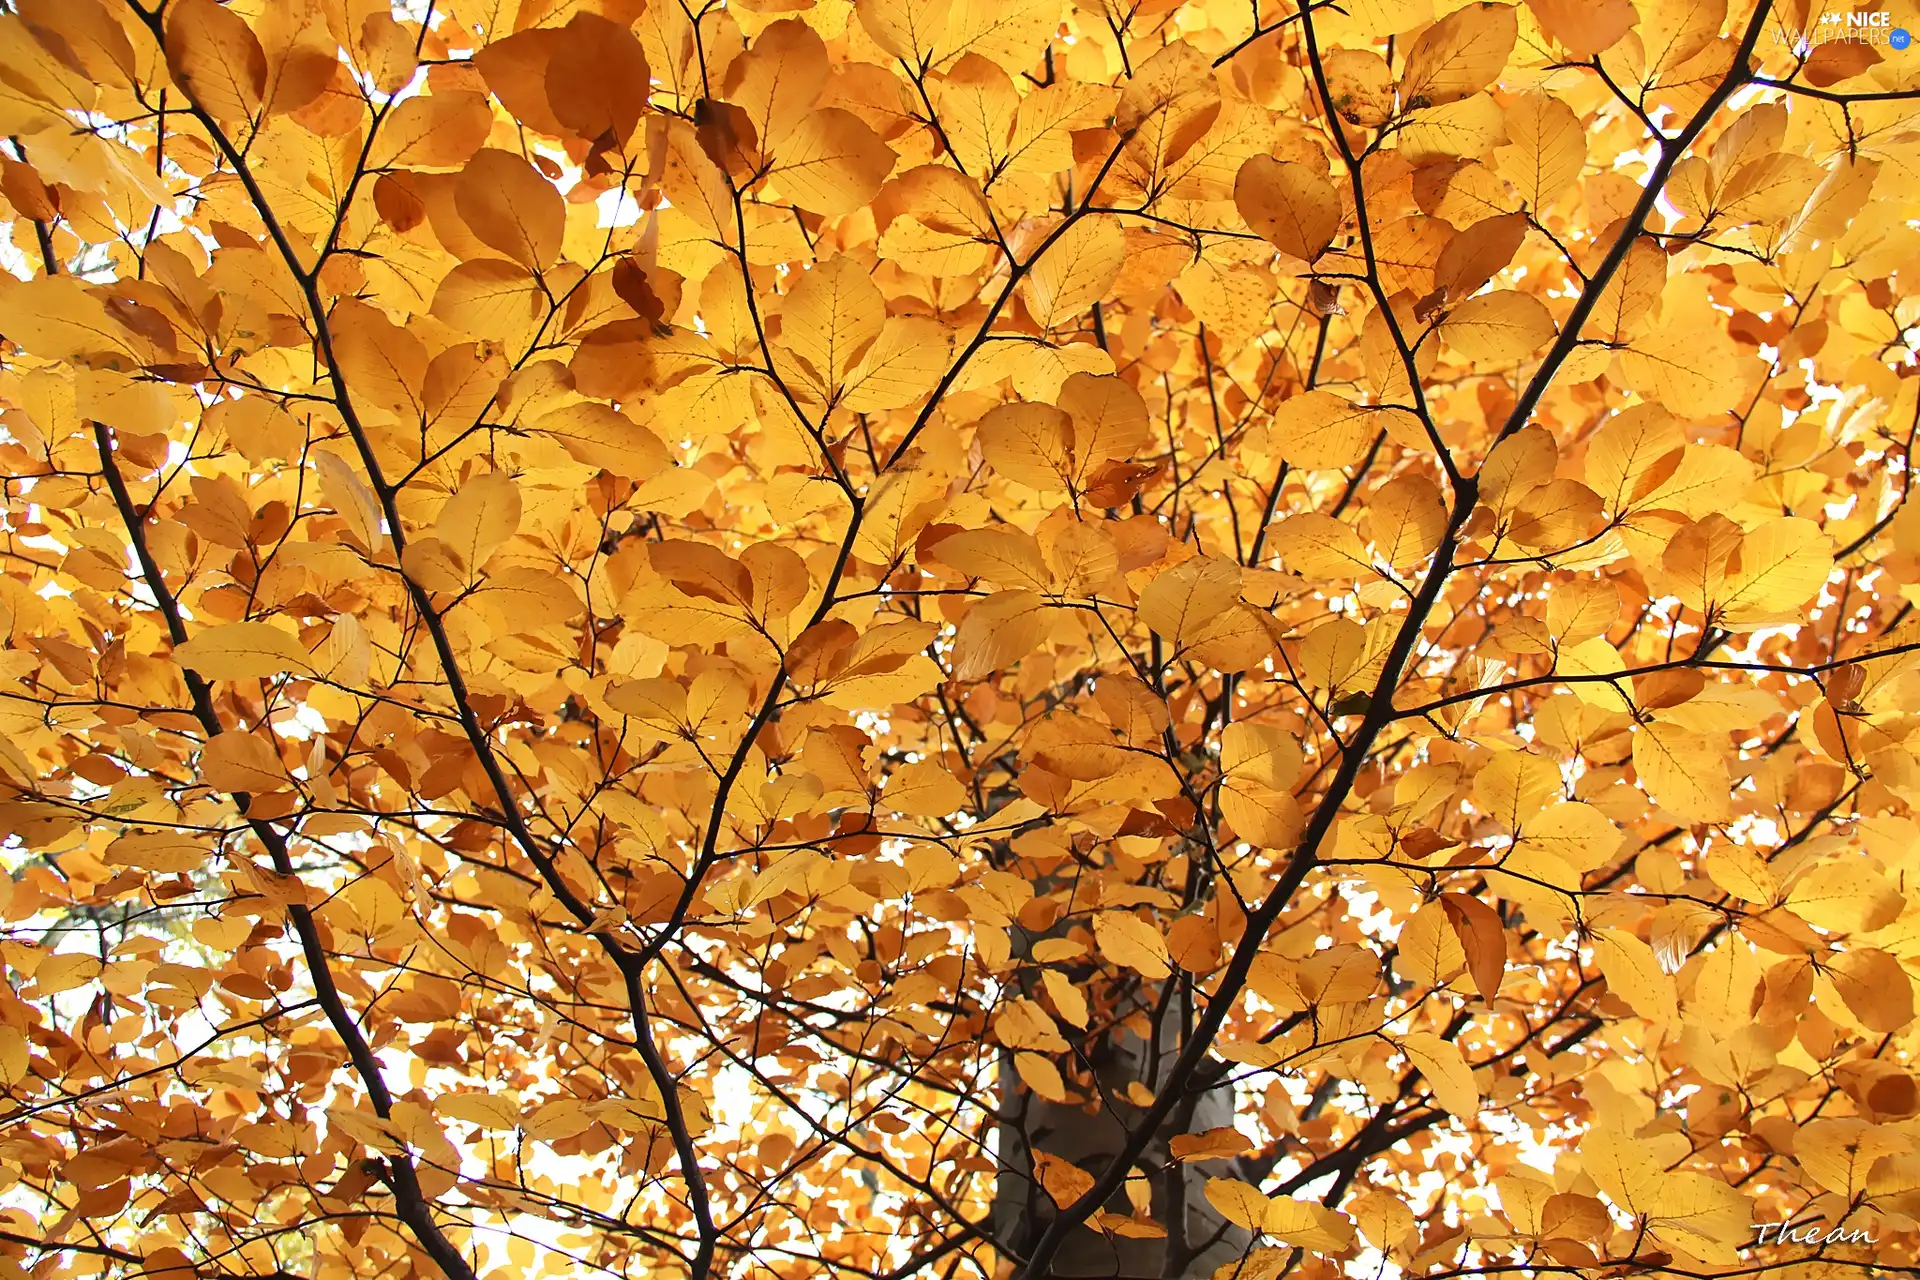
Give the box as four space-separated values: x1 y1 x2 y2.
0 0 1918 1278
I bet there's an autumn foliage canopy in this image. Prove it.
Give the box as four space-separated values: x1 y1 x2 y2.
1 0 1919 1278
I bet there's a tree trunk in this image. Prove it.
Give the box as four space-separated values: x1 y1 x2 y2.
993 981 1252 1278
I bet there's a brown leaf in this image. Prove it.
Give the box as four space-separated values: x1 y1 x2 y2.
545 13 651 146
1802 41 1882 89
1439 893 1507 1002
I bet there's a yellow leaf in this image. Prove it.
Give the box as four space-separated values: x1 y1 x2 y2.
1219 775 1303 849
1825 948 1914 1034
879 215 995 277
1704 843 1778 905
1139 556 1243 647
1009 82 1108 172
1517 802 1623 873
1478 423 1556 515
432 258 545 346
1632 722 1730 824
1493 93 1585 211
1169 1127 1253 1162
1785 859 1905 934
1437 212 1528 297
30 954 101 997
1021 217 1125 329
1721 154 1825 228
1398 1031 1478 1116
994 998 1069 1052
1644 1173 1749 1264
200 732 287 796
1583 404 1681 512
1363 474 1447 568
1041 969 1089 1028
371 91 493 170
523 1099 595 1143
1331 0 1436 40
165 0 266 123
0 276 146 363
1396 94 1508 163
1686 939 1762 1026
857 0 1059 71
725 18 828 149
1559 635 1632 709
979 402 1073 493
473 569 585 632
1440 290 1556 363
1267 390 1381 470
1620 326 1746 419
1094 911 1171 980
779 256 886 399
77 369 186 437
434 471 521 577
950 590 1054 681
932 528 1053 591
1472 750 1560 831
1395 902 1467 987
1546 579 1619 643
1593 928 1678 1023
1221 723 1301 790
1637 444 1755 520
1322 49 1396 126
819 630 943 711
356 13 418 96
174 623 318 681
0 1026 29 1087
1296 617 1368 691
1015 1052 1068 1102
328 299 428 424
1176 258 1279 351
1234 157 1341 260
531 401 676 481
928 54 1016 175
766 109 897 217
1716 518 1833 629
105 831 211 874
1264 1196 1358 1252
1058 373 1151 479
595 1091 670 1131
1579 1123 1669 1215
1033 1151 1095 1208
842 317 955 413
1398 3 1518 107
1268 514 1373 579
1350 1189 1416 1252
1794 1118 1907 1197
1204 1177 1271 1231
883 760 966 818
337 877 408 939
